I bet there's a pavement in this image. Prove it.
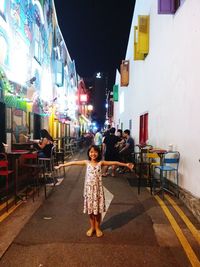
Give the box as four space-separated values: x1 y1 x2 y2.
0 148 200 267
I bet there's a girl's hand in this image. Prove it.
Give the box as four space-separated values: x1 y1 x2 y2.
126 163 134 170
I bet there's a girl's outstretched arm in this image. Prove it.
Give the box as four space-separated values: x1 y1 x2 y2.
101 161 134 170
55 160 87 170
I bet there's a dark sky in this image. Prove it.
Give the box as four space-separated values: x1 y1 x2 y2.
54 0 135 90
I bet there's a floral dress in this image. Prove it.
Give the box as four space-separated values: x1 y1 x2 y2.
83 161 105 215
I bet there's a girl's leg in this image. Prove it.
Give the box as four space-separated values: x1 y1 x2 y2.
94 213 103 237
102 166 109 176
86 214 95 237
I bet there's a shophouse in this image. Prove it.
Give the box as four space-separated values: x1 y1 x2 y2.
113 0 200 218
0 0 78 149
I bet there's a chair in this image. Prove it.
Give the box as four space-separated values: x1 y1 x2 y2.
22 152 44 201
38 145 56 198
153 151 180 199
0 153 14 211
133 146 154 194
146 152 160 194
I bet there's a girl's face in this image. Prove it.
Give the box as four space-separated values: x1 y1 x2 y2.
89 147 99 161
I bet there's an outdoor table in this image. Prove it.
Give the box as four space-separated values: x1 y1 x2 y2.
7 150 29 201
12 142 35 151
149 148 167 164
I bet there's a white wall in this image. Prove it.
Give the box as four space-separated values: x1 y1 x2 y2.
114 0 200 197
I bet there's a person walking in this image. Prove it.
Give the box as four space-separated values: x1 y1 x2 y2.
93 128 103 151
102 127 121 177
55 145 133 237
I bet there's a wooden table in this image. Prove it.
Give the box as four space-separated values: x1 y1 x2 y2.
149 149 167 164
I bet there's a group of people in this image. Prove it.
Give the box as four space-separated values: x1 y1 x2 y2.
93 127 135 177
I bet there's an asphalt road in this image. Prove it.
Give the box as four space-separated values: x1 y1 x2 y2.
0 149 200 267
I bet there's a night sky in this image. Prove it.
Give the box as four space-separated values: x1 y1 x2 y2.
54 0 135 87
54 0 135 127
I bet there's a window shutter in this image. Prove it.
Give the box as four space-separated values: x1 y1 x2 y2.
55 60 64 87
113 84 119 102
139 113 149 145
120 60 129 86
137 16 149 55
158 0 180 14
134 26 144 60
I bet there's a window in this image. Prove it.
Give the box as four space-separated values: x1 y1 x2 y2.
55 60 64 87
158 0 182 14
129 119 132 130
34 24 43 63
139 113 148 145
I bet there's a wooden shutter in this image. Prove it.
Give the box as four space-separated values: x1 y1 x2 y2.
120 60 129 86
139 113 148 145
158 0 180 14
134 26 144 60
137 16 149 55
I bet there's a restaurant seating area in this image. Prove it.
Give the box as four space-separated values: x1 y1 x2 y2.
131 145 180 199
0 136 83 214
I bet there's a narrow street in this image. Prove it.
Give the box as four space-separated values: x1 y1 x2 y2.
0 149 200 267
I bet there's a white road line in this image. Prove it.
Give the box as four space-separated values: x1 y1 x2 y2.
102 186 114 221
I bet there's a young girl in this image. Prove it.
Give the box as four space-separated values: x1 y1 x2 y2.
55 145 134 238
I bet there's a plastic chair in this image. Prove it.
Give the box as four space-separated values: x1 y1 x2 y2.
154 151 180 198
0 153 14 211
38 145 56 198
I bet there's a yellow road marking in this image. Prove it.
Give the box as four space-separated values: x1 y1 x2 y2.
165 194 200 246
155 195 200 267
0 197 15 212
0 201 23 223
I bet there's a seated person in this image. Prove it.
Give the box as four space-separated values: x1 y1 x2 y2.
38 129 54 158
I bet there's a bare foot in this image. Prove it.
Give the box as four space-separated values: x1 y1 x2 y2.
96 229 103 237
86 228 95 237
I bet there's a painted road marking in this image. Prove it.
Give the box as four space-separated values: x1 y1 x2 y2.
0 202 23 223
102 186 114 221
0 197 15 212
155 195 200 267
165 194 200 246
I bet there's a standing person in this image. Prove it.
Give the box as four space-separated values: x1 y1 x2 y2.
119 129 135 164
93 128 103 151
103 124 111 141
102 127 121 177
55 145 133 237
37 129 54 158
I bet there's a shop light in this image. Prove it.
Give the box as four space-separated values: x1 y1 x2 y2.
87 104 93 111
80 94 87 103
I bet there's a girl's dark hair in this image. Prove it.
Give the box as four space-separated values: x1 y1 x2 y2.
87 145 102 162
40 129 54 141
